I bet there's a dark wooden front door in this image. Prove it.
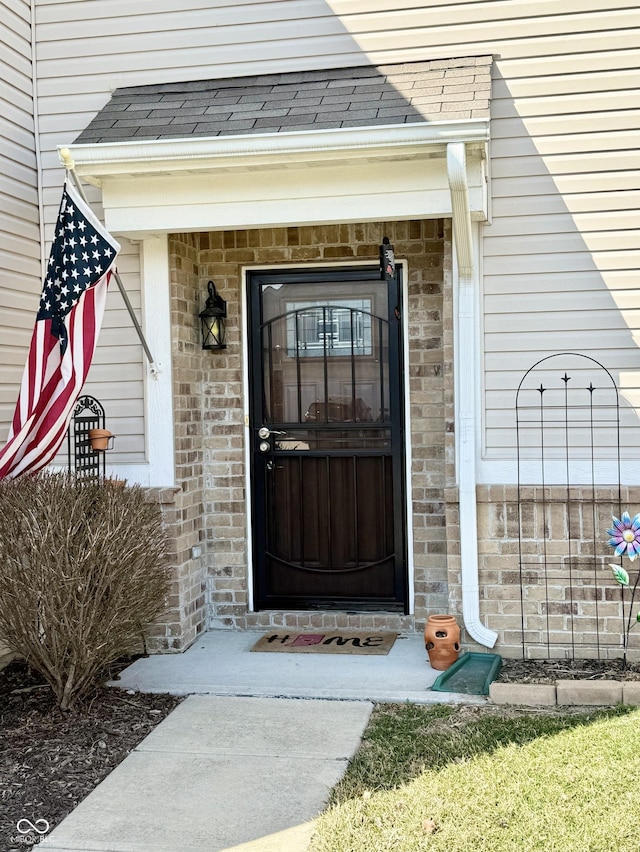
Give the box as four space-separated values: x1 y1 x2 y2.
248 266 406 611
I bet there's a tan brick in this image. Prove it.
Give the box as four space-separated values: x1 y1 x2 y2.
556 680 622 706
490 682 557 707
622 682 640 705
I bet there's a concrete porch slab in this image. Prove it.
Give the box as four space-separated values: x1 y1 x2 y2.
110 629 487 705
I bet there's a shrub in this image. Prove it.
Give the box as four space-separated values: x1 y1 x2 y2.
0 472 170 709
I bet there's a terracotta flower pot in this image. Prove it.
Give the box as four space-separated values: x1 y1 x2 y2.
88 429 113 451
424 614 460 671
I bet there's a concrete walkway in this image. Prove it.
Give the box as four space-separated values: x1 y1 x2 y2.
41 695 371 852
40 630 486 851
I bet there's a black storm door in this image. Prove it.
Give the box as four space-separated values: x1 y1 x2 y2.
248 266 407 611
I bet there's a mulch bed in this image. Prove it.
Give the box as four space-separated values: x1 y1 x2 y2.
0 659 182 851
498 657 640 684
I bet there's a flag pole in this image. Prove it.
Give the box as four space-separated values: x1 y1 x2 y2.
59 148 159 377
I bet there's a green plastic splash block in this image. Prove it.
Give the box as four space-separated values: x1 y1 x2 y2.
431 652 502 695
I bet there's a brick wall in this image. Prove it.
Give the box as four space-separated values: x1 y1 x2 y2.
407 219 452 621
471 485 640 661
154 220 456 646
145 234 207 652
148 224 635 660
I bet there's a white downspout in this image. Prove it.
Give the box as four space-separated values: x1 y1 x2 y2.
447 142 498 649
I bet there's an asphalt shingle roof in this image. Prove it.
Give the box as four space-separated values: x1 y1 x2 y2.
75 57 492 145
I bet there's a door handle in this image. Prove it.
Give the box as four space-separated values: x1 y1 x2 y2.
258 426 285 439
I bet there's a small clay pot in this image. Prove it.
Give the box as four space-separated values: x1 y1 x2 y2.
88 429 113 451
424 614 460 670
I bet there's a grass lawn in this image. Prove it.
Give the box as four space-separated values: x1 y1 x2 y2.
309 703 640 852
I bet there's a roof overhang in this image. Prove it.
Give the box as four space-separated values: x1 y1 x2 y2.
59 119 489 235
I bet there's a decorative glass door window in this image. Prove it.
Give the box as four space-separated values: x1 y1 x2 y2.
285 300 372 357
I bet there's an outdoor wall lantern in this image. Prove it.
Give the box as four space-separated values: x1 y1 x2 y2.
199 280 227 350
379 236 396 280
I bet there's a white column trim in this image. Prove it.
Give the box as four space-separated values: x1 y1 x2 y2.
400 260 415 614
140 236 175 486
447 142 498 649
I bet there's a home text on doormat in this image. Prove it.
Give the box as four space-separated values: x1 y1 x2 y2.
250 631 397 655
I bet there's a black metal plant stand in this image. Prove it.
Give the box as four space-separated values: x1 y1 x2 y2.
67 395 109 481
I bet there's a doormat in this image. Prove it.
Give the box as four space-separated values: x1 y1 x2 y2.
250 630 398 655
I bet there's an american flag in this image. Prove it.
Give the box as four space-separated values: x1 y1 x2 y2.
0 179 120 479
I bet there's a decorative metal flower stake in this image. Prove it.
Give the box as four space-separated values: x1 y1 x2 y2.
607 511 640 665
608 512 640 560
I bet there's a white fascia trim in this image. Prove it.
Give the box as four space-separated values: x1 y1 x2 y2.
59 119 489 179
447 141 498 650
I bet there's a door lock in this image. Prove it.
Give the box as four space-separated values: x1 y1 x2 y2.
259 441 270 452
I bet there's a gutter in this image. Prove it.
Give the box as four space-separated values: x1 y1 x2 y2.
447 142 498 649
59 119 490 182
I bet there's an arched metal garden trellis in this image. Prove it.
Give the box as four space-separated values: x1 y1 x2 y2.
515 353 627 660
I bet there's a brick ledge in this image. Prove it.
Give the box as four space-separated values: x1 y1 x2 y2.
490 679 640 707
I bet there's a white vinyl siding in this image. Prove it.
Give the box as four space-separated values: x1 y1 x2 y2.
47 239 145 468
483 49 640 467
78 244 145 463
0 1 40 443
32 0 640 470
